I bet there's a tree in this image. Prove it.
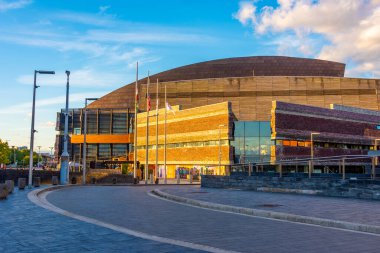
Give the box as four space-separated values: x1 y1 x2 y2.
0 139 11 164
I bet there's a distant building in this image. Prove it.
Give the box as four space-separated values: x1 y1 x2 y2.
54 56 380 178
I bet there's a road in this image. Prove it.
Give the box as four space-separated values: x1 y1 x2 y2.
45 185 380 253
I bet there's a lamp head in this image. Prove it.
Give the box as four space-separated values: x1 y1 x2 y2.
37 70 55 75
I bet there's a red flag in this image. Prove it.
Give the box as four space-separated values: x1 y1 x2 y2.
147 94 151 111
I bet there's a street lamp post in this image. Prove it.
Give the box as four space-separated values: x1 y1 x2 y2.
29 70 55 188
82 98 98 184
60 70 70 185
310 132 320 177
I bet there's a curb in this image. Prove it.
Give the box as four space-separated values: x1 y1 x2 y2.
151 189 380 235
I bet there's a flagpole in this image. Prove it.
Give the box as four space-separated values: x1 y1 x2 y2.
164 83 167 184
145 72 150 184
155 79 159 182
133 62 138 180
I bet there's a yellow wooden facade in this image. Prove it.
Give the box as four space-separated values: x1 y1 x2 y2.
136 102 233 178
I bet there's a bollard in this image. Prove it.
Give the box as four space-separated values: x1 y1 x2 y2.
155 178 159 185
0 184 8 200
150 174 154 184
133 177 138 184
112 177 117 184
5 180 14 194
189 174 193 184
71 177 77 185
248 163 252 176
91 177 96 184
177 173 180 184
33 177 41 187
18 178 26 190
52 176 59 185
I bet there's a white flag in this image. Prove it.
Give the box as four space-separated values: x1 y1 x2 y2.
166 102 175 115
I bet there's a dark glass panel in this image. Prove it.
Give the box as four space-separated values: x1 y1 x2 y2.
98 144 111 160
245 122 260 137
259 121 271 137
112 113 127 134
99 110 111 134
234 121 244 137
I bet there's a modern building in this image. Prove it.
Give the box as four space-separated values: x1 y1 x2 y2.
55 56 380 178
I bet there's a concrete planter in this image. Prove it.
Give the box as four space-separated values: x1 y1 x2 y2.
18 178 26 190
52 176 58 185
0 184 8 200
5 180 14 194
33 177 41 187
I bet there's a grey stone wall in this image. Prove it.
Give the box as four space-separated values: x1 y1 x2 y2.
201 175 380 200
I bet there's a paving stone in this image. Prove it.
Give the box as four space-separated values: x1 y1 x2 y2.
0 187 203 253
46 186 380 253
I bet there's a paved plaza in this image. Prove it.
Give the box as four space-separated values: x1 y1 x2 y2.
1 185 380 252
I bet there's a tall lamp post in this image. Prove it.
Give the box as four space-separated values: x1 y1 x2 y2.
29 70 55 188
82 98 98 184
310 132 320 177
60 70 70 185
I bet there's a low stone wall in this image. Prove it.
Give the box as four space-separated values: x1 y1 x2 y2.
0 169 81 185
86 170 133 184
201 175 380 200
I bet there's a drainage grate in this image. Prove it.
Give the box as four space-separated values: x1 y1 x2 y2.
255 204 283 208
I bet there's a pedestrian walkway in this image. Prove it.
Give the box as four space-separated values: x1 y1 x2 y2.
0 187 202 253
160 185 380 226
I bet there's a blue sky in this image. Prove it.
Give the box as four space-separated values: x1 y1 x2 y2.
0 0 379 152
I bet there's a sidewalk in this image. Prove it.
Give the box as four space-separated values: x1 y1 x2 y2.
0 187 201 253
160 185 380 227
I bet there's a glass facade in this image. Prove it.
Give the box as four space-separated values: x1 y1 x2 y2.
231 121 273 163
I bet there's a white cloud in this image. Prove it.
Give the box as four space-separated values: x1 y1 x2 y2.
233 1 256 26
0 91 106 115
99 5 110 14
17 68 127 87
44 121 55 127
54 11 115 27
0 0 31 12
235 0 380 77
0 25 211 65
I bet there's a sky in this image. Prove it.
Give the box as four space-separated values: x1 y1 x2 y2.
0 0 379 153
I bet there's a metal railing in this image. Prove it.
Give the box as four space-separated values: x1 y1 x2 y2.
230 154 378 180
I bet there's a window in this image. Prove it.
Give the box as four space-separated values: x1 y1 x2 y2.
86 111 97 134
245 122 260 137
98 144 111 160
259 121 271 137
99 111 111 134
234 122 245 137
112 113 127 134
